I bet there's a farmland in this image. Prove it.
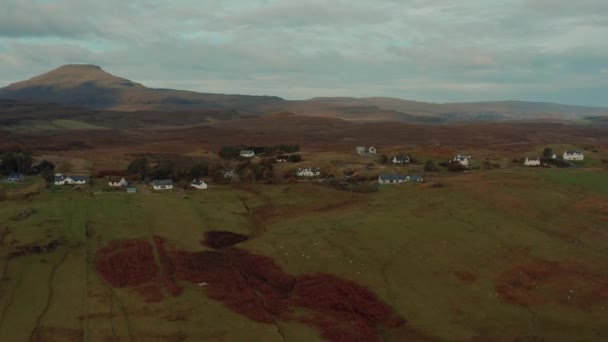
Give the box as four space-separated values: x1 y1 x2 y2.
1 168 607 341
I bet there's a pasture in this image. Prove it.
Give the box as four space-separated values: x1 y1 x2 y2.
0 168 607 341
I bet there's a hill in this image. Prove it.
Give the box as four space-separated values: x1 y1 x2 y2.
0 64 284 114
1 65 608 123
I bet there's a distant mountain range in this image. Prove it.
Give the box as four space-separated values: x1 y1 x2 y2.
1 64 607 123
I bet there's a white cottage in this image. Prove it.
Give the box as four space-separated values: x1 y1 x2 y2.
453 153 471 166
240 150 255 158
54 174 89 186
108 177 128 187
152 179 173 190
368 146 377 154
392 154 410 164
563 151 584 161
191 179 208 190
378 174 408 184
524 157 541 166
355 146 366 154
296 167 321 177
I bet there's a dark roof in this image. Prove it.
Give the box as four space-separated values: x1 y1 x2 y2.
565 150 582 154
108 176 125 182
70 176 89 182
153 179 173 186
379 174 408 181
191 179 206 186
8 173 23 179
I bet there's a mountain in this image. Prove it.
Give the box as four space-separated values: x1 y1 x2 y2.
0 64 284 113
1 65 607 123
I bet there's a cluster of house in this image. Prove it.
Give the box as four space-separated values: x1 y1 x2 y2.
524 150 585 167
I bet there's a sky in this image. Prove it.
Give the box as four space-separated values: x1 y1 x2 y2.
1 0 608 106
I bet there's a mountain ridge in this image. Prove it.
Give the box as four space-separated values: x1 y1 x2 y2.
1 64 607 122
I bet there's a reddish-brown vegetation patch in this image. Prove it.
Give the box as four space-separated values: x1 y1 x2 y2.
454 271 477 284
495 258 608 309
96 239 158 287
293 273 406 342
96 232 411 341
202 231 249 249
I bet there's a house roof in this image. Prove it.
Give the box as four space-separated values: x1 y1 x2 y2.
565 150 583 154
71 176 89 181
393 154 410 160
153 179 173 186
379 174 408 181
8 173 23 179
298 167 320 172
108 176 125 183
191 179 206 186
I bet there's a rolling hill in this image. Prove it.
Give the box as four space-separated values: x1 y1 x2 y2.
1 64 608 123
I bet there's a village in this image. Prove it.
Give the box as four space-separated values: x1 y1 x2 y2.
0 144 594 193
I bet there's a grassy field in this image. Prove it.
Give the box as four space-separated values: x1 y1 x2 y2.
0 168 607 341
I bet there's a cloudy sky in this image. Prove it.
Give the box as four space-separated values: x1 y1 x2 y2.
1 0 607 106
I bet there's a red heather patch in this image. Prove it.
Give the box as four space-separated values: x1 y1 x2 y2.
95 239 158 288
96 233 409 341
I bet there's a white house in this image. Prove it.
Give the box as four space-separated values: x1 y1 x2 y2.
453 153 471 166
152 179 173 190
392 154 410 164
368 146 377 154
296 167 321 177
7 173 23 183
355 146 366 154
240 150 255 158
223 169 236 179
378 174 408 184
54 174 88 186
563 151 584 161
524 157 541 167
191 179 208 190
108 177 128 187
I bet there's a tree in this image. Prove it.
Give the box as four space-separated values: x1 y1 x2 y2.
424 160 438 172
127 157 150 180
542 147 554 158
378 154 389 164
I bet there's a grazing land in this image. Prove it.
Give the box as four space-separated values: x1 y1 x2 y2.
1 167 607 341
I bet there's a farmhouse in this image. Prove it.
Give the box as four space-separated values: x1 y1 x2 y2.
563 151 584 161
108 177 128 187
378 174 408 184
296 167 321 177
191 179 208 190
152 179 173 190
453 153 471 166
392 154 411 164
240 150 255 158
355 146 366 154
524 157 541 166
54 174 89 186
7 173 23 183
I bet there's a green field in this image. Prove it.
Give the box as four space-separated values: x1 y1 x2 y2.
1 169 607 341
